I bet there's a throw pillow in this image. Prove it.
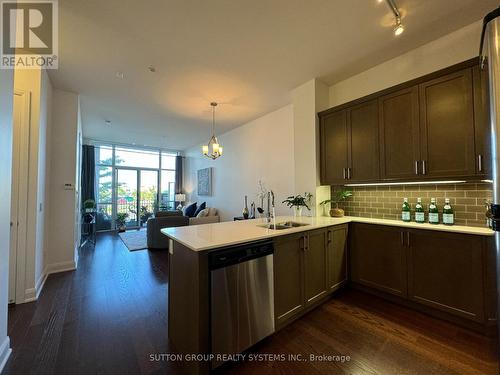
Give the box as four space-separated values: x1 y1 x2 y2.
208 207 218 216
196 208 209 218
184 202 197 217
194 202 206 217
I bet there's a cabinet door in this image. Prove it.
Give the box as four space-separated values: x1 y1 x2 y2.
320 110 348 184
473 64 491 177
407 230 485 323
326 225 348 291
304 229 328 306
379 87 421 180
348 100 380 182
273 233 305 326
350 224 407 297
419 69 476 178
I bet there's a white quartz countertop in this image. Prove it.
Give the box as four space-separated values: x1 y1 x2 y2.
161 215 494 252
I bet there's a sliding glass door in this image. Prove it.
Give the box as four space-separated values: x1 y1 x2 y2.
116 168 139 228
116 168 159 229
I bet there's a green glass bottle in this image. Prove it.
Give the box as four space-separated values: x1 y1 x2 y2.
442 198 454 226
415 198 425 223
428 198 439 224
402 198 411 222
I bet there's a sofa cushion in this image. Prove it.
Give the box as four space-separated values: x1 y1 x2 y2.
196 208 209 218
208 207 218 216
194 202 206 217
184 202 198 217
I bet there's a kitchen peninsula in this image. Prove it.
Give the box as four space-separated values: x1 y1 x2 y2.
162 216 495 375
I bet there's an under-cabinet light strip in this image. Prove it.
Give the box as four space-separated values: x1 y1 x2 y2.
344 180 469 187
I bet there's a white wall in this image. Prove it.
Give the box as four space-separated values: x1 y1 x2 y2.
329 21 482 107
184 105 295 221
47 89 80 270
0 69 14 373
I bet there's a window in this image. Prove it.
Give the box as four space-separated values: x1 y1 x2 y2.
92 143 178 231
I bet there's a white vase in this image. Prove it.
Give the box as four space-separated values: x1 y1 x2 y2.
294 206 303 217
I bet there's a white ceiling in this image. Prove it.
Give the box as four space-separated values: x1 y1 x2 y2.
49 0 498 150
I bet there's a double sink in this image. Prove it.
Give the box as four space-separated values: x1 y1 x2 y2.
258 221 310 230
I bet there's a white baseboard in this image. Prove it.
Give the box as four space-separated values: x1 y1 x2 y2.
21 261 77 304
0 336 12 374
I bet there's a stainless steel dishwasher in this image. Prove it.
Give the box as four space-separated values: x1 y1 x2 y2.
209 240 274 369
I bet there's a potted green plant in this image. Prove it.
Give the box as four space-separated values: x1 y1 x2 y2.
282 192 313 217
320 189 352 217
83 199 96 213
116 212 129 232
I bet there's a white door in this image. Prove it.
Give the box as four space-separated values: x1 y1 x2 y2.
9 91 29 304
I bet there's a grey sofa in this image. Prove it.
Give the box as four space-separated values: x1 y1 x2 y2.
147 211 189 249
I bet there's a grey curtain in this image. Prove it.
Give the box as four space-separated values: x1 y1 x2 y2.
174 155 183 194
81 145 95 206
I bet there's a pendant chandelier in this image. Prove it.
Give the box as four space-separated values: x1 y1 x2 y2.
202 102 223 159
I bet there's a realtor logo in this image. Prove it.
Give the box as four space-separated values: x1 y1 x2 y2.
1 0 58 69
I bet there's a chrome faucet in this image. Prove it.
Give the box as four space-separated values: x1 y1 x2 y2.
266 190 275 223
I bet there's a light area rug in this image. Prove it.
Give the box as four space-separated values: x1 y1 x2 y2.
118 229 148 251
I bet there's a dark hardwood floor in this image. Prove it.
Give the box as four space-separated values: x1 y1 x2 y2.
3 232 498 375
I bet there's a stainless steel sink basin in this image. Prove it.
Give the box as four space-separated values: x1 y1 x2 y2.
257 221 310 230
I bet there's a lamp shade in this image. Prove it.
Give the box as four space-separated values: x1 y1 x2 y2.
175 194 186 202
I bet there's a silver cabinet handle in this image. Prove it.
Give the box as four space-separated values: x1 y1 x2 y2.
415 161 419 175
343 168 346 180
347 167 351 180
422 160 427 175
478 154 483 172
327 230 332 243
400 232 404 246
407 232 410 248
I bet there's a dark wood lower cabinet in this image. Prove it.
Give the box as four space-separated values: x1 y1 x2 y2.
274 226 348 329
349 223 495 332
407 230 485 323
350 224 407 297
304 228 328 306
327 225 348 291
274 232 305 327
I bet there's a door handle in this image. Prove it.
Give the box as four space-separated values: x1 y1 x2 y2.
478 154 483 172
400 232 404 246
421 160 427 175
415 161 419 175
407 232 410 248
327 230 332 244
347 167 351 180
343 168 346 180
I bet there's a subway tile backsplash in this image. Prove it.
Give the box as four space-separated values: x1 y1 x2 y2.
332 183 492 227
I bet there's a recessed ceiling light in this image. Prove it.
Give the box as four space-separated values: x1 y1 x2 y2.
115 72 124 79
148 66 156 73
105 120 112 125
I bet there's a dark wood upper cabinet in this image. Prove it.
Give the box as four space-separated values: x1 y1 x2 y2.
273 233 305 327
348 100 380 182
304 228 328 306
350 224 407 298
319 58 490 184
379 87 420 180
407 230 485 323
419 68 476 178
473 64 491 176
320 110 348 184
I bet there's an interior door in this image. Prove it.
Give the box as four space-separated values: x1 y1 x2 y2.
419 68 476 178
379 87 420 180
347 99 380 182
320 110 348 184
116 168 139 228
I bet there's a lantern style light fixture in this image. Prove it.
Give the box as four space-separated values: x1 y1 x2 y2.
202 102 223 159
